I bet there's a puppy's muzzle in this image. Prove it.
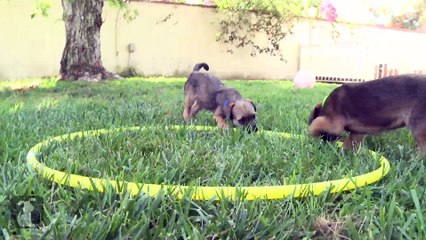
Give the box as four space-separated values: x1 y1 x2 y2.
241 116 257 133
246 124 258 133
318 131 342 142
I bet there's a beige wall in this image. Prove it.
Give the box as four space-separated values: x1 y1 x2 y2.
298 21 426 80
0 0 64 80
1 1 426 80
101 2 298 80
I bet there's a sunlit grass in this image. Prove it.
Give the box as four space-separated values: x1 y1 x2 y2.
41 127 378 186
1 77 425 239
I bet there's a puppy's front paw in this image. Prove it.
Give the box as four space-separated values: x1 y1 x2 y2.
343 138 362 151
214 115 229 129
217 122 229 129
183 111 191 122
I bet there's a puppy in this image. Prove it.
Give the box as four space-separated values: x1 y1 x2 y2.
308 74 426 154
183 63 257 132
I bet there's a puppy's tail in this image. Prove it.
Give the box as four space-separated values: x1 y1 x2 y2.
193 63 209 72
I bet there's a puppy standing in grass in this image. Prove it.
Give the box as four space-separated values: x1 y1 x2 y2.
308 74 426 154
183 63 257 131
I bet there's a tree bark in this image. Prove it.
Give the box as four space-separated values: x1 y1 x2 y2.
60 0 121 81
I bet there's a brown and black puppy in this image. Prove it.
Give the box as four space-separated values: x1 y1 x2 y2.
308 74 426 154
183 63 257 132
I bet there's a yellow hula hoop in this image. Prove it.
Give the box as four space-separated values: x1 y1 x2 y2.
26 125 390 200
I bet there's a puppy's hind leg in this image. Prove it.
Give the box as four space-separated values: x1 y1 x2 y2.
415 132 426 157
411 127 426 157
408 110 426 156
183 94 196 121
189 101 202 118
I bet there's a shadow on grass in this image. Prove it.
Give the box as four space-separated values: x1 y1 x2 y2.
0 78 338 129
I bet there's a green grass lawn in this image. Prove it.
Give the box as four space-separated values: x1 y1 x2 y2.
0 77 425 239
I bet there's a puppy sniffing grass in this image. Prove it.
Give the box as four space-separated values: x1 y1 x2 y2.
183 63 257 132
308 74 426 154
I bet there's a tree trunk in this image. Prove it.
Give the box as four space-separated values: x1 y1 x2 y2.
60 0 121 81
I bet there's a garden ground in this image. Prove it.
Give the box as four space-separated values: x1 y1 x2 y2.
0 78 425 239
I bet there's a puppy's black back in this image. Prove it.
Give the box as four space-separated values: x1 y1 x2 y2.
332 74 426 130
339 75 426 113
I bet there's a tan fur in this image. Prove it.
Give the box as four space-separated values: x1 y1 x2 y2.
229 100 256 127
309 116 345 136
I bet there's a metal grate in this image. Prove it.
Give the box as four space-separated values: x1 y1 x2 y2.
316 76 365 83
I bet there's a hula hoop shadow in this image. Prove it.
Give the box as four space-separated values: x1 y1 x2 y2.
26 125 390 200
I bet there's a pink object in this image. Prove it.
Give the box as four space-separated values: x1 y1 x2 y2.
204 0 215 5
320 0 337 22
293 70 316 88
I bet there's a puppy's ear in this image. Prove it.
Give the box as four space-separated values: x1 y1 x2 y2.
308 103 322 125
246 99 256 112
309 116 343 142
228 102 236 120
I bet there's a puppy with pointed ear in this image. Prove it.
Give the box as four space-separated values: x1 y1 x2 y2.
308 74 426 154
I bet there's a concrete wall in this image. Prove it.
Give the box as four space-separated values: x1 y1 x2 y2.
298 21 426 81
100 2 299 80
0 0 64 80
1 1 426 80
